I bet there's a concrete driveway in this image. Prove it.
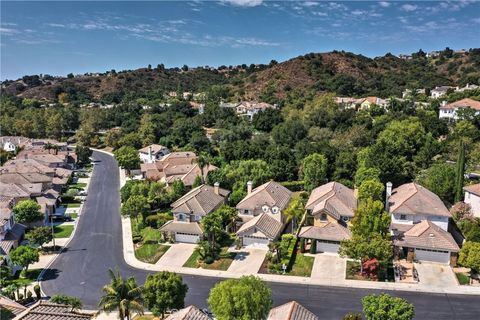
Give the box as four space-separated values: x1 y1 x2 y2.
311 254 346 282
156 243 196 267
414 262 458 288
227 247 267 274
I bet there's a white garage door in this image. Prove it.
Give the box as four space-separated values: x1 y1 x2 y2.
415 248 450 264
243 236 270 248
316 240 340 253
175 233 200 243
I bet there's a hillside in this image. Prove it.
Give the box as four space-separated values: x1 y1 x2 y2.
2 49 480 103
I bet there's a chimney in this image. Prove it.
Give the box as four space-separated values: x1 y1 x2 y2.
385 182 393 211
214 182 220 195
148 145 153 162
247 181 253 195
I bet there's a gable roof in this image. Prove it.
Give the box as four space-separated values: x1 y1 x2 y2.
0 295 27 316
0 183 31 199
236 181 292 213
441 98 480 111
393 220 459 252
236 213 283 240
165 305 210 320
298 224 351 242
13 301 93 320
138 144 167 154
306 182 357 219
171 184 229 216
267 301 318 320
388 183 451 217
159 220 203 235
464 183 480 197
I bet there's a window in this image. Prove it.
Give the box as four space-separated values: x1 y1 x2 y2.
272 206 279 214
243 209 250 215
400 214 407 220
341 216 349 222
320 213 327 221
178 214 184 221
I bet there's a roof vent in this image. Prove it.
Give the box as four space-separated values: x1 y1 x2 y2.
429 233 435 238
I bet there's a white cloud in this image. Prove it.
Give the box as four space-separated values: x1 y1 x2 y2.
401 4 418 12
378 1 391 8
222 0 263 7
351 10 365 15
0 27 19 35
302 1 320 7
472 17 480 24
47 23 66 28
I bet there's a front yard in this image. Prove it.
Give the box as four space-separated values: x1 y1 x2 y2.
53 225 74 238
183 247 236 270
456 272 470 285
346 261 394 282
134 243 170 264
4 268 43 286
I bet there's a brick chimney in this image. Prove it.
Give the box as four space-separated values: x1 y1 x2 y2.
247 181 253 195
214 182 220 195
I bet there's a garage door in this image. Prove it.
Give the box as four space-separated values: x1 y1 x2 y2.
243 236 270 247
415 248 450 264
175 233 200 243
316 240 340 253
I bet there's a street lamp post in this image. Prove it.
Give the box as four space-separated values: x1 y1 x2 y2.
49 214 56 252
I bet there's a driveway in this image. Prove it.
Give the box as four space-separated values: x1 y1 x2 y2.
414 262 458 288
156 243 196 267
311 254 346 282
227 247 267 274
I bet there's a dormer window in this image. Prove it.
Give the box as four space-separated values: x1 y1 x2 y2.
262 205 269 213
341 216 349 222
272 206 279 214
400 214 407 220
320 213 327 221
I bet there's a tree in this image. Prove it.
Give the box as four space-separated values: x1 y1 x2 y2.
9 246 39 274
339 234 392 272
114 146 141 173
283 194 305 232
455 140 465 203
252 108 283 132
362 293 415 320
76 144 92 164
208 276 272 320
26 227 52 248
121 195 150 222
350 199 391 238
458 241 480 273
358 179 384 202
201 211 224 258
301 153 328 192
212 205 238 232
98 269 144 320
143 271 188 318
13 200 43 224
355 167 381 187
50 294 83 311
416 163 456 204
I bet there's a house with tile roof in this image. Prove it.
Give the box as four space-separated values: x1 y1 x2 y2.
267 301 318 320
359 96 388 110
160 183 229 243
439 98 480 120
236 181 292 247
12 300 93 320
387 182 459 265
0 199 26 265
430 85 453 99
165 305 211 320
138 144 170 163
298 182 356 253
0 295 27 317
464 183 480 218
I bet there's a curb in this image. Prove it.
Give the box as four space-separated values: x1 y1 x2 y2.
37 159 96 297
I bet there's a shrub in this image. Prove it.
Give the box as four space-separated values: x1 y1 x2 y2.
34 285 41 299
280 180 305 192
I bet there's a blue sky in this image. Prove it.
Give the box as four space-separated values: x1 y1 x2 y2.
1 1 479 80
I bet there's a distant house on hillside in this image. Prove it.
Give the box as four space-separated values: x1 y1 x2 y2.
358 96 388 109
455 83 479 93
430 86 452 99
439 98 480 120
402 88 426 99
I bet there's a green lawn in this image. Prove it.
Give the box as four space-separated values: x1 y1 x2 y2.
141 227 162 243
6 269 43 286
456 272 470 285
69 212 78 219
53 225 74 238
64 203 81 209
135 243 170 264
183 247 235 270
69 183 87 189
287 253 314 277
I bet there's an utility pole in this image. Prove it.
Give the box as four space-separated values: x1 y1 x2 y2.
49 214 56 251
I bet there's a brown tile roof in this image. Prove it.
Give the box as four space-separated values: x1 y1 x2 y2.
464 183 480 197
393 221 459 252
388 183 451 217
0 240 15 255
268 301 318 320
298 224 351 242
306 182 357 219
0 295 27 316
441 98 480 111
165 305 210 320
237 213 284 240
0 172 52 185
236 181 292 214
171 184 229 216
0 183 31 199
159 220 203 235
2 158 55 175
13 301 93 320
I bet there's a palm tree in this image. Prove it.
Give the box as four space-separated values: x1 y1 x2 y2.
98 269 144 320
197 152 210 183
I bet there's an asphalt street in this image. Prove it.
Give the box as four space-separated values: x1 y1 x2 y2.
41 151 480 319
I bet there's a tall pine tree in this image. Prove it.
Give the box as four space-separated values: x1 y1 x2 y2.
454 140 465 203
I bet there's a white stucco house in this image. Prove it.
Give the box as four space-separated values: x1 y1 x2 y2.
430 86 452 99
439 98 480 120
464 183 480 218
138 144 170 163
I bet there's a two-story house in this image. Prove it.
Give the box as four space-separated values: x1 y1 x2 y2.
298 182 356 253
0 198 26 265
439 98 480 120
464 183 480 218
160 183 229 243
236 181 292 247
138 144 170 164
388 182 459 265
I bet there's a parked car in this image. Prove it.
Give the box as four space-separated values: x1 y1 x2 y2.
51 215 73 222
